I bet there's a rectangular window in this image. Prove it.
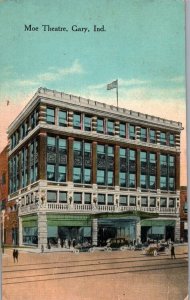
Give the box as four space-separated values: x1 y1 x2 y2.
74 141 82 155
107 120 114 135
84 142 91 153
84 168 91 184
46 108 55 124
108 195 114 205
59 192 67 203
47 191 57 202
140 128 147 142
84 193 91 204
169 133 175 146
119 123 126 137
160 198 167 207
120 148 126 158
160 154 167 166
108 146 114 157
120 172 126 187
149 175 156 189
160 176 167 190
160 132 166 145
73 113 81 129
129 149 135 161
150 197 156 207
98 194 106 205
97 118 104 133
150 129 156 143
140 174 147 188
59 110 67 127
129 173 136 188
97 170 105 185
141 197 148 207
97 144 105 154
59 138 66 150
129 125 135 140
169 156 175 167
84 115 92 131
169 198 175 208
169 177 175 190
58 165 66 182
107 171 114 186
73 192 82 204
120 195 128 206
47 136 56 147
47 164 55 181
140 151 147 162
129 196 136 206
73 167 82 183
150 153 156 164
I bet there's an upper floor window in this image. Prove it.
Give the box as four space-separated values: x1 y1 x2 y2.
59 110 67 127
141 197 148 207
120 148 126 158
129 196 136 206
73 113 81 129
160 154 167 166
160 176 167 190
108 146 114 157
169 155 175 167
129 125 135 140
129 149 136 161
107 120 114 135
140 128 147 142
160 198 167 207
160 132 166 145
46 107 55 124
73 192 82 204
97 118 104 133
47 191 57 203
150 197 156 207
120 195 128 206
108 195 114 205
150 153 156 164
140 151 147 162
150 129 156 143
84 115 92 131
169 134 175 147
97 144 105 154
98 194 106 205
47 136 56 148
119 123 126 138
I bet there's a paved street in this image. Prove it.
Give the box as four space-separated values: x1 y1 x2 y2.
2 246 188 300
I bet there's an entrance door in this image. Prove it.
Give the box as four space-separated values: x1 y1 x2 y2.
141 226 151 243
165 226 174 242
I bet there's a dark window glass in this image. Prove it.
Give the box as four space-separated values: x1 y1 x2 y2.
129 125 135 140
73 167 82 183
84 115 92 131
98 194 106 205
73 192 82 204
47 191 57 202
160 132 166 145
59 110 67 127
107 120 114 135
140 151 147 162
108 171 114 186
119 123 126 137
140 174 147 188
149 175 156 189
73 113 81 129
141 197 148 207
160 176 167 190
169 198 175 208
97 118 104 133
140 128 147 142
160 198 167 207
84 193 91 204
97 170 105 185
150 197 156 207
169 134 175 146
120 195 128 206
47 164 55 181
129 173 135 188
59 192 67 203
47 108 55 124
150 153 156 164
58 165 66 182
129 196 136 206
169 177 175 190
84 168 91 184
120 172 126 187
150 129 156 143
108 195 114 205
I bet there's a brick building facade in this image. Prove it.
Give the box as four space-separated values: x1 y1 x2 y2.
180 186 187 242
7 88 183 248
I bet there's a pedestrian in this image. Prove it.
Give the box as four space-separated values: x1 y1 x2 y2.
68 239 71 248
15 249 19 262
41 244 44 253
171 243 176 259
13 249 16 263
73 239 76 248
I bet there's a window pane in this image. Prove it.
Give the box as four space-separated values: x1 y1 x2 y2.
150 197 156 207
98 194 106 204
73 113 81 129
169 198 175 207
140 175 147 188
129 125 135 139
119 123 126 137
129 173 135 188
120 195 128 206
97 170 105 185
84 142 91 152
169 134 175 146
107 120 114 135
140 128 147 141
84 116 92 131
160 132 166 144
108 146 114 156
149 175 156 189
47 136 56 147
169 156 175 167
97 118 104 133
47 164 55 181
150 153 156 163
120 148 126 157
169 177 175 190
84 193 91 204
108 171 114 186
59 110 67 126
74 192 82 203
47 191 57 202
97 145 105 154
160 155 167 165
84 168 91 184
74 141 82 152
108 195 114 205
129 150 135 161
58 166 66 182
141 197 148 207
160 176 167 189
150 129 156 143
160 198 167 207
59 138 66 150
47 108 55 124
73 167 82 183
129 196 136 206
59 192 67 203
140 151 147 162
120 172 126 187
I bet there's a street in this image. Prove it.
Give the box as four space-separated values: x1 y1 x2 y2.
2 247 188 300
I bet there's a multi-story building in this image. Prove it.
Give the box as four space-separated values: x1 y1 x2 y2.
0 146 18 245
7 87 183 248
180 186 188 242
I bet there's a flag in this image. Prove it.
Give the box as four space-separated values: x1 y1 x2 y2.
107 80 118 90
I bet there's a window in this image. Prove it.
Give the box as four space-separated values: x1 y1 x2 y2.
108 195 114 205
59 110 67 127
160 198 167 207
140 175 147 188
108 146 114 157
150 153 156 164
141 197 148 207
97 170 105 185
46 108 55 124
183 201 188 213
84 193 91 204
160 155 167 166
73 192 82 204
73 113 81 129
84 142 91 153
169 198 175 208
107 120 114 135
97 144 105 154
140 128 147 142
129 150 135 161
47 164 55 181
149 175 156 189
84 115 92 131
169 177 175 190
73 167 82 183
47 191 57 202
150 197 156 207
120 195 128 206
129 125 135 140
58 166 66 182
120 172 126 187
129 196 136 206
59 192 67 203
120 148 126 158
150 129 156 143
169 134 175 146
59 138 66 150
47 136 56 148
129 173 136 188
119 123 126 137
160 132 166 145
140 151 147 162
84 168 91 184
97 118 104 133
108 171 114 186
98 194 106 205
160 176 167 190
169 156 175 167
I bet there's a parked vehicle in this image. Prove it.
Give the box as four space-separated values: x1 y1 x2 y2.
143 243 169 256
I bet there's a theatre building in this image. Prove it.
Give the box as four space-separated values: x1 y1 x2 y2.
7 87 182 248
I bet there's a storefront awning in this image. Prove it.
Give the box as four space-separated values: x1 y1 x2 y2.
141 219 175 227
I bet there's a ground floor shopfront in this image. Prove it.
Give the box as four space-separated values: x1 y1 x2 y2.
19 212 180 248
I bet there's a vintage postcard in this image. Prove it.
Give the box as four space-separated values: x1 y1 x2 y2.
0 0 187 299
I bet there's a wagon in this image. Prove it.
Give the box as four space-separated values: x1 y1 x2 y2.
143 243 169 256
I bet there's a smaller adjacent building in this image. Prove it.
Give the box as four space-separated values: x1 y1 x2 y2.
180 186 188 242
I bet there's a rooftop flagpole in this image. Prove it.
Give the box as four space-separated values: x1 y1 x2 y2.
107 79 118 108
116 79 118 109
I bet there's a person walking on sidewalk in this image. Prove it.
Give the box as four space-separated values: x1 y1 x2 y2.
13 249 16 263
15 249 19 262
171 243 176 259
